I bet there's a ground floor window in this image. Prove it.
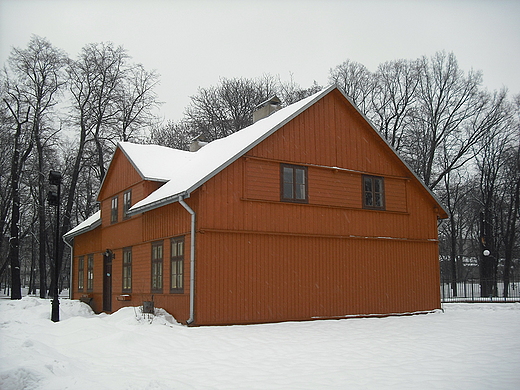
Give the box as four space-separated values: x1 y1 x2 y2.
87 254 94 291
151 241 163 292
170 236 184 293
122 247 132 292
78 256 84 291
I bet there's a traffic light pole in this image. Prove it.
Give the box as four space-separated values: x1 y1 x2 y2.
48 171 61 323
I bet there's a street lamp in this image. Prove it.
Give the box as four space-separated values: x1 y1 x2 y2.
47 170 61 322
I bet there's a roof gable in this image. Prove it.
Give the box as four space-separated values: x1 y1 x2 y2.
97 142 192 201
129 86 336 214
125 86 447 218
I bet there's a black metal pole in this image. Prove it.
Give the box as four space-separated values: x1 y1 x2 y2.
49 172 61 322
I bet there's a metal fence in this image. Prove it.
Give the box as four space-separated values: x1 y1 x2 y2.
441 278 520 302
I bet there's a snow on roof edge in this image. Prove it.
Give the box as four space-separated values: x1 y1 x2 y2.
63 210 101 239
129 86 335 214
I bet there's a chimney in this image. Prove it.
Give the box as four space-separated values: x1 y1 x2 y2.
189 134 208 152
253 96 282 123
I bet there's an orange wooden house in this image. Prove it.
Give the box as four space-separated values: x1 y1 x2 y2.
64 86 448 326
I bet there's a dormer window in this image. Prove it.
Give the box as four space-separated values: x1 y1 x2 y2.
111 196 118 223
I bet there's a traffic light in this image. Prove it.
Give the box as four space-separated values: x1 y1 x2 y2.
49 170 62 186
47 190 59 206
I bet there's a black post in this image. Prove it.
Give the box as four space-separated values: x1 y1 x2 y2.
48 171 61 322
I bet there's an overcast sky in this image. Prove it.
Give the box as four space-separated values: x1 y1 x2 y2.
1 0 519 121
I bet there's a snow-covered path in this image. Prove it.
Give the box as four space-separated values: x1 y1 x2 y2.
1 298 519 389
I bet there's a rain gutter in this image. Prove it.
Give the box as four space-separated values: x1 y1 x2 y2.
63 235 74 300
179 195 196 325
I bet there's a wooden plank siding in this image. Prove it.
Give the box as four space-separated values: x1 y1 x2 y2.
195 233 440 325
71 148 193 322
193 89 442 325
70 87 443 326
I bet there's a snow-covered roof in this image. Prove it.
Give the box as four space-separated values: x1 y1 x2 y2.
128 85 336 215
63 210 101 239
118 142 193 182
64 85 448 239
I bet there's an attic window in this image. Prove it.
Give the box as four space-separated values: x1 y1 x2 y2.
281 164 308 203
363 175 385 210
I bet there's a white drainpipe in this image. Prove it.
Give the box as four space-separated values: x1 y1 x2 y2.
63 236 74 299
179 195 196 325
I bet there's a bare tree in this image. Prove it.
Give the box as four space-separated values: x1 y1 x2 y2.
8 35 67 297
185 77 265 141
278 74 322 106
497 97 520 297
149 120 192 151
406 52 509 190
182 75 321 144
2 78 33 299
439 169 474 295
473 101 515 296
370 59 421 151
329 59 373 114
116 63 160 142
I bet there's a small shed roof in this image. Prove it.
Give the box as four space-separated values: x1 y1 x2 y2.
63 210 101 239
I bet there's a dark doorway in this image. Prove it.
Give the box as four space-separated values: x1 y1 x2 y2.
103 250 113 312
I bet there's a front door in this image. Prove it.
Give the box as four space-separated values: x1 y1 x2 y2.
103 251 112 312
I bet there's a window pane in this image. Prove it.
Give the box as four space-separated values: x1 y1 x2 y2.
364 177 372 192
295 168 305 185
374 178 382 193
295 183 306 200
283 182 294 199
158 263 162 288
283 167 293 184
295 168 306 199
375 193 382 207
365 192 373 206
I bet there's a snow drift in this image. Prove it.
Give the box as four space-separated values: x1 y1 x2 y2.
1 297 519 389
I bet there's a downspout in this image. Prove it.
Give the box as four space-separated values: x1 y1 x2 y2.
63 236 74 299
179 195 196 325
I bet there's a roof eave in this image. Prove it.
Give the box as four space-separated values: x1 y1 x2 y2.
127 192 190 216
63 217 102 239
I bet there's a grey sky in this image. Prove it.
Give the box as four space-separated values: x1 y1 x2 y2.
1 0 519 121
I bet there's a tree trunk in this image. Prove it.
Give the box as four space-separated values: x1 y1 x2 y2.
449 213 458 296
35 133 48 298
9 125 23 300
503 160 519 298
57 121 88 282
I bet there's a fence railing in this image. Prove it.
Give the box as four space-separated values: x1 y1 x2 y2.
440 278 520 302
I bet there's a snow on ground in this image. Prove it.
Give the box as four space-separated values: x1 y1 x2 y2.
1 297 519 390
